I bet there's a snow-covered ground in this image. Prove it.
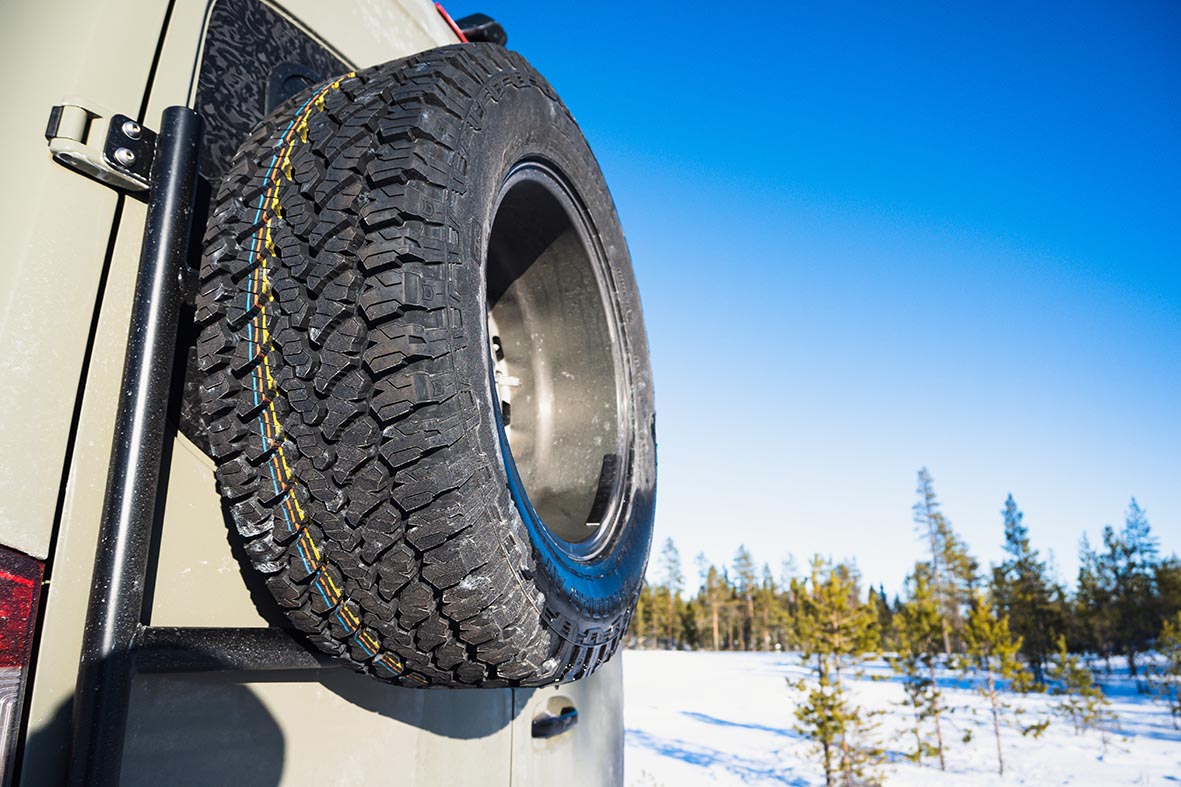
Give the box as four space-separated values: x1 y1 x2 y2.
623 650 1181 786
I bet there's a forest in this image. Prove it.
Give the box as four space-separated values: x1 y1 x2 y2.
626 468 1181 784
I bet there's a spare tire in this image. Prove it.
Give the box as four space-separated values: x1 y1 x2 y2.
195 43 655 687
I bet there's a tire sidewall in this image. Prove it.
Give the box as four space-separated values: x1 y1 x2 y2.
448 54 656 630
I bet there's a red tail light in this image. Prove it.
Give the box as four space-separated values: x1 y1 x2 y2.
0 546 43 783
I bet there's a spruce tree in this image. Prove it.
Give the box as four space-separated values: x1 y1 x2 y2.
990 494 1061 681
1075 534 1116 669
1047 635 1118 744
962 591 1045 776
1156 557 1181 626
871 585 894 648
1118 500 1160 677
720 566 739 650
888 566 949 770
792 557 883 787
681 597 702 649
787 574 808 649
755 563 784 650
1095 501 1162 676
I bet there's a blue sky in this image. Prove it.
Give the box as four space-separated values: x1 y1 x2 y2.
453 1 1181 593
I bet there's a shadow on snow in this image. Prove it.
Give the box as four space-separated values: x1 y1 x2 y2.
680 710 803 740
626 728 811 786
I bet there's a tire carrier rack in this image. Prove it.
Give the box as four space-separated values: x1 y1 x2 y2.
64 107 339 787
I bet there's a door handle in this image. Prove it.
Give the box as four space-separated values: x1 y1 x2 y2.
531 706 578 739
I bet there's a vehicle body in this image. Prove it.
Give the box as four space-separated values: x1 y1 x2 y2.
0 1 625 783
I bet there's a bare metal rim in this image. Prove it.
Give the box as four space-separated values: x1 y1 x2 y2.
484 160 633 563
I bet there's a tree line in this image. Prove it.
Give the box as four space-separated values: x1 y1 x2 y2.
629 467 1180 675
627 468 1181 784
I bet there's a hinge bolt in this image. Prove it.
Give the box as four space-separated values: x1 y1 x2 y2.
121 120 142 140
113 147 137 167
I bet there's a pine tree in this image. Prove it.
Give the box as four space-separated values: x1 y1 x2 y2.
962 591 1045 776
659 538 685 648
792 557 883 787
1047 635 1118 744
696 553 723 651
913 468 977 653
914 469 952 656
733 546 758 651
1150 611 1181 729
888 566 948 769
990 494 1061 681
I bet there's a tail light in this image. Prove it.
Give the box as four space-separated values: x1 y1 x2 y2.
0 546 43 785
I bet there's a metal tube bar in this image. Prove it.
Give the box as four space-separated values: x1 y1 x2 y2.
67 107 203 787
136 627 335 673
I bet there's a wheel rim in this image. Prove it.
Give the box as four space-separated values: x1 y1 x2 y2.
485 161 630 561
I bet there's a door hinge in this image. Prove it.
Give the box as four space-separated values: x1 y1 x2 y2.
45 102 158 196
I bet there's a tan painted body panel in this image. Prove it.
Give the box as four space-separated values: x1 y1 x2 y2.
0 0 171 561
7 0 624 783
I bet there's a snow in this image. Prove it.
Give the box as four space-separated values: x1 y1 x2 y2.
623 650 1181 786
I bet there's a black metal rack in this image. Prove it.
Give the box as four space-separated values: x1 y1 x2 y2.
66 107 338 787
